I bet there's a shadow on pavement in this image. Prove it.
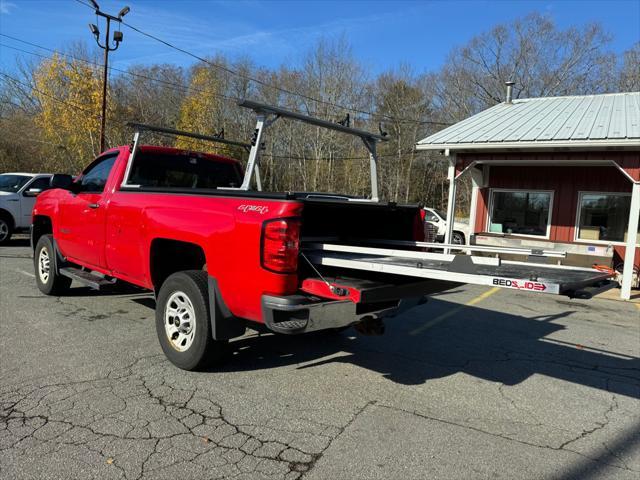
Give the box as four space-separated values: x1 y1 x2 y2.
1 237 30 248
217 297 639 398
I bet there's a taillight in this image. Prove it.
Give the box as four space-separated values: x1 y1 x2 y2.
413 210 426 242
261 218 301 273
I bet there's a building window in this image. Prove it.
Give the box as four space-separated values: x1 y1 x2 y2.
576 192 638 244
489 189 552 237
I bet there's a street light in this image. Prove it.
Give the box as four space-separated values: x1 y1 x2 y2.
88 24 99 38
86 4 130 152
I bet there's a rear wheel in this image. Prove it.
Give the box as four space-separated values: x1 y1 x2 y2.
0 217 12 245
155 270 227 370
34 234 71 295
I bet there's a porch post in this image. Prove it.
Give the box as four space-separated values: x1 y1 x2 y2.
444 152 457 254
621 181 640 300
468 167 484 248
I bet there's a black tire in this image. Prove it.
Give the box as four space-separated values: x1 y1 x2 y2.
452 231 465 245
155 270 227 370
0 216 13 245
34 234 72 295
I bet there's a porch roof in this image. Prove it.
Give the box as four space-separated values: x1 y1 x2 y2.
417 92 640 152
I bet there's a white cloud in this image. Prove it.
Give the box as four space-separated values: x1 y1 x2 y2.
115 6 393 68
0 0 16 15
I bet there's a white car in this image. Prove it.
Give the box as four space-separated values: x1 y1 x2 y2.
0 173 53 244
423 207 470 245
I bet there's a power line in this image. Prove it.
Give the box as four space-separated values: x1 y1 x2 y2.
71 0 450 127
1 37 443 132
0 74 425 160
0 35 345 121
2 32 451 130
0 71 99 117
0 37 238 104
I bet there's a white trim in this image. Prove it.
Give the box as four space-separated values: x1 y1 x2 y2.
610 161 638 183
120 132 141 188
338 238 567 258
487 188 555 240
574 191 639 246
621 182 640 300
305 243 501 266
415 139 640 151
444 155 457 253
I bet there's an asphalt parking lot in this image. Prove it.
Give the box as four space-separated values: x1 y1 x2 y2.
1 237 639 480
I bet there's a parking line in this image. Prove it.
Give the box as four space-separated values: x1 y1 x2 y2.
410 287 500 336
16 269 35 278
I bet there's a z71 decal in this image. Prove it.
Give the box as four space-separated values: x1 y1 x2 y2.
492 278 547 292
237 204 269 214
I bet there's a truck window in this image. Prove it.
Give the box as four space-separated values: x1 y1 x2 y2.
25 177 51 193
80 155 117 193
0 174 30 193
424 211 439 222
129 153 242 189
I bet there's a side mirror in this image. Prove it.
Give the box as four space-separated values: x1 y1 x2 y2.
24 188 42 197
50 174 74 190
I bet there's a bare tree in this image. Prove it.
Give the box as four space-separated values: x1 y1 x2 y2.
617 42 640 92
435 13 616 121
0 14 635 207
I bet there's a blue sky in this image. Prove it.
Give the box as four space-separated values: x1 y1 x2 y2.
1 0 639 75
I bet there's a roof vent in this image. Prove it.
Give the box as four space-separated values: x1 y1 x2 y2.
505 81 515 104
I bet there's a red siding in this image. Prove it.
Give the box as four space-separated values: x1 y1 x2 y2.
487 165 629 240
465 160 639 269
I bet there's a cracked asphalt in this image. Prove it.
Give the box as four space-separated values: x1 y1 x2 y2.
1 237 639 479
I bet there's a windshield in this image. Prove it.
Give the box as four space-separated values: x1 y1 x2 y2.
0 174 30 193
436 209 447 221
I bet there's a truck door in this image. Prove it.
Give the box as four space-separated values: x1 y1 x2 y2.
20 176 51 228
57 154 117 269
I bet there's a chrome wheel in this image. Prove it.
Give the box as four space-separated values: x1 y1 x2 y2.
164 291 196 352
0 220 8 242
38 246 50 284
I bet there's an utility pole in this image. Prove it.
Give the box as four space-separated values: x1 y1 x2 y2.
87 1 130 153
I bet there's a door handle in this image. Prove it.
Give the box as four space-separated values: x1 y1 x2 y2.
88 203 100 209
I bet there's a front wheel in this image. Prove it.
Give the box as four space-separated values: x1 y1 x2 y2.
155 270 227 370
452 231 466 245
34 234 71 295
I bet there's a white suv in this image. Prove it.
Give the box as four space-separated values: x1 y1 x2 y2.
0 173 52 244
423 207 470 245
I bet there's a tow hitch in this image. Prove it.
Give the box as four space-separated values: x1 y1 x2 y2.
354 316 385 336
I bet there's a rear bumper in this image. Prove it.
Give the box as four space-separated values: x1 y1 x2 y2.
261 293 425 335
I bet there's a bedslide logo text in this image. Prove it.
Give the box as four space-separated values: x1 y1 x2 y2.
492 278 547 291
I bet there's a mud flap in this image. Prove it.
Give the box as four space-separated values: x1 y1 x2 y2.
207 276 246 340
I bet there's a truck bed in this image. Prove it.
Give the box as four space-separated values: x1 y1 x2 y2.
304 243 612 296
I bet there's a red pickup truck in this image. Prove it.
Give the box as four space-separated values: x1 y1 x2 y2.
31 101 610 370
